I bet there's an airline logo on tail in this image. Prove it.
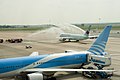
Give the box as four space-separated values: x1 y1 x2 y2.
88 25 112 55
84 25 91 36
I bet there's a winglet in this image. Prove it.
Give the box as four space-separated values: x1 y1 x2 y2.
30 52 39 56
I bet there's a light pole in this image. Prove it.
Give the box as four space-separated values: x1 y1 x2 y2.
98 18 101 32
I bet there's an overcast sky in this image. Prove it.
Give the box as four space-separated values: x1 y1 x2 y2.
0 0 120 24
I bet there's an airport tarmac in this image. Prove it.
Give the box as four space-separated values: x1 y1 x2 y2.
0 29 120 80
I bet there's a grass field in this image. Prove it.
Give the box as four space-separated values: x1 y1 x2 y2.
78 26 120 30
0 25 119 32
0 27 50 31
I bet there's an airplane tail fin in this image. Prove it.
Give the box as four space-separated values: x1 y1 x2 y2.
88 25 112 55
84 25 91 36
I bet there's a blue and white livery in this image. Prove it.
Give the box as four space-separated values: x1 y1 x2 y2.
0 26 114 80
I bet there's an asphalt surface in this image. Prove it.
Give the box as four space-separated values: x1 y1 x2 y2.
0 30 120 80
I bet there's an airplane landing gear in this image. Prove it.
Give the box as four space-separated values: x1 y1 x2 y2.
46 77 56 80
82 66 113 79
76 40 79 42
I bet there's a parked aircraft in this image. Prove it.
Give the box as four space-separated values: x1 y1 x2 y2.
0 26 114 80
59 25 97 42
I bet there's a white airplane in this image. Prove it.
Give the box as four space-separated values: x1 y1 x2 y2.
59 25 97 42
0 26 114 80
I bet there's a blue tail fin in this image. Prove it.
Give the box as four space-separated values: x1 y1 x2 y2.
88 25 112 55
84 25 91 36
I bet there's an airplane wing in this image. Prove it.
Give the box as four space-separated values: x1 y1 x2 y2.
30 52 39 56
56 37 72 39
89 35 98 39
59 37 73 39
24 68 115 72
58 37 75 41
110 54 120 56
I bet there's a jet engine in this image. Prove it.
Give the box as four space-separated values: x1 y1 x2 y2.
27 73 43 80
